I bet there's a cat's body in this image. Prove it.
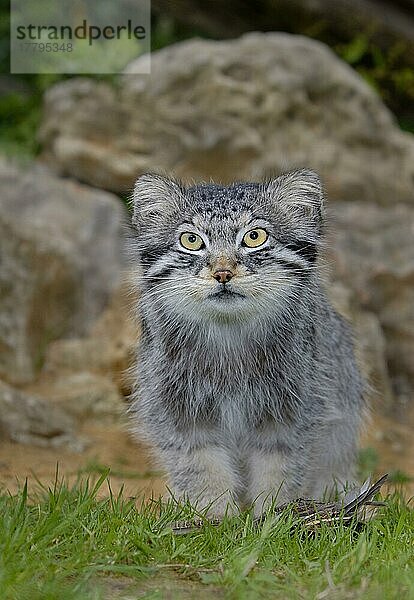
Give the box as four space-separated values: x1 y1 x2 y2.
129 170 364 516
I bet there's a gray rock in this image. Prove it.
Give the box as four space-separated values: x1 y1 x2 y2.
327 281 395 412
0 158 125 385
328 201 414 388
0 379 84 450
38 79 145 192
42 281 137 395
328 283 394 410
354 310 395 410
32 372 124 421
39 33 414 204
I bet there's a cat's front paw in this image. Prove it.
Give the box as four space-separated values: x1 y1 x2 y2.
200 492 239 519
252 491 289 518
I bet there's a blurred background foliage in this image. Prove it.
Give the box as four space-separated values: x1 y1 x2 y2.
0 0 413 161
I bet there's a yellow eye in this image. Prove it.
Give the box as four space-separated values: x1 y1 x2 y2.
242 228 268 248
180 232 204 251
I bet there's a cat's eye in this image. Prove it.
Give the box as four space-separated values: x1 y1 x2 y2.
242 228 268 248
180 232 204 251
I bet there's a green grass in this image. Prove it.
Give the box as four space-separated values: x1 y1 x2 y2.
0 474 413 599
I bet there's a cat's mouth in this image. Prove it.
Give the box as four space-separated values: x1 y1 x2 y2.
207 285 246 301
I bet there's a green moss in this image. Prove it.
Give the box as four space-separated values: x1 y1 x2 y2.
0 91 41 159
336 35 414 132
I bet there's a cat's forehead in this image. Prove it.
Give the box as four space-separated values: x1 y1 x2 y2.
187 182 260 211
186 182 261 230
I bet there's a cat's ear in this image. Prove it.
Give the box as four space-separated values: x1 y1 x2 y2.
265 169 324 231
131 173 185 227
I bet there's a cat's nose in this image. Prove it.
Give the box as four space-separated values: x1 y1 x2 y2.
213 269 234 284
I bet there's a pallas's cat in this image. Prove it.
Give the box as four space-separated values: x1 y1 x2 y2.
129 170 364 516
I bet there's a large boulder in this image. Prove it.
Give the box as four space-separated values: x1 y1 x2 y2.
328 201 414 389
19 282 137 425
42 282 137 395
0 159 125 385
38 33 414 204
0 380 84 450
28 372 124 422
328 282 394 410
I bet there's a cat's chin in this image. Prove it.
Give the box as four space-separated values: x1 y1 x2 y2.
199 292 258 322
205 288 248 312
206 289 246 302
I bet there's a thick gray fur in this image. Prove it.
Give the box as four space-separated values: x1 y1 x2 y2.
129 170 364 517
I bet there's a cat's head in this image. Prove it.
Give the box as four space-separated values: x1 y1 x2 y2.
130 170 324 324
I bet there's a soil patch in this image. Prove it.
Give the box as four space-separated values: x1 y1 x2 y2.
0 422 166 499
1 412 413 499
